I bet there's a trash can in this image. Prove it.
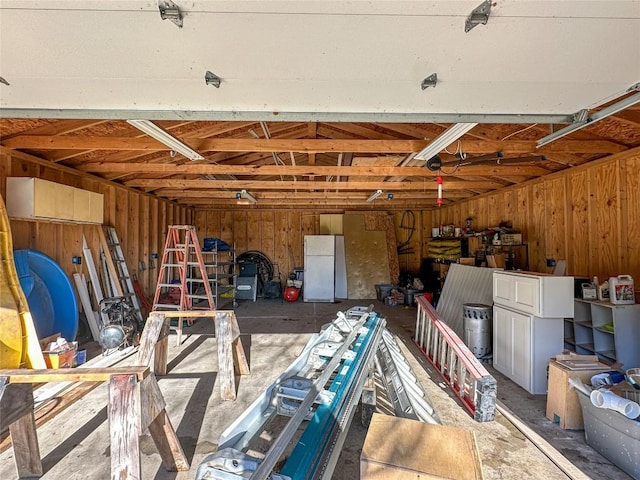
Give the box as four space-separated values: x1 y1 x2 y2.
463 303 492 361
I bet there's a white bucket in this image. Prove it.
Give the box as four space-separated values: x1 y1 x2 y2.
609 275 635 305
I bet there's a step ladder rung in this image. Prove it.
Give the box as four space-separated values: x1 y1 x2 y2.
157 283 181 288
153 304 181 310
187 294 212 300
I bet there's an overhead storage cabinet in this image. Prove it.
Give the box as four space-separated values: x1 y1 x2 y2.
6 177 103 224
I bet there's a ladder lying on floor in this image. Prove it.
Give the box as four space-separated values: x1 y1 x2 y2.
152 225 215 345
195 306 437 480
413 295 497 422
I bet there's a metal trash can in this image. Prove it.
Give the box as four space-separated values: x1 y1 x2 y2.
463 303 492 361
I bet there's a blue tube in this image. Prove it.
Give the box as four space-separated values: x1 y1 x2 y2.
14 249 79 341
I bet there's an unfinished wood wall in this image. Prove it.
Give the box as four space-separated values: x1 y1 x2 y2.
0 150 193 299
195 209 433 282
433 151 640 284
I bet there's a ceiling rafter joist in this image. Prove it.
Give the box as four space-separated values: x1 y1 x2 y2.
80 163 550 177
124 179 502 190
2 136 628 155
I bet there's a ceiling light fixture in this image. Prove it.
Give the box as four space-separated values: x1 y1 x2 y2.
236 189 257 204
414 123 478 161
126 120 204 161
536 83 640 148
367 190 383 202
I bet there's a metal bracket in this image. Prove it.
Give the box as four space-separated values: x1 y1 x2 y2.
421 73 438 90
158 0 183 28
572 108 589 123
628 82 640 93
276 377 335 419
196 448 291 480
205 71 222 88
465 0 492 33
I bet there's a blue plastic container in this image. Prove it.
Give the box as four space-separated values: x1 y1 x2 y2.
13 249 78 341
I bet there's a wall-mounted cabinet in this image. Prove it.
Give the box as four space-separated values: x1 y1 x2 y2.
564 299 640 369
6 177 104 224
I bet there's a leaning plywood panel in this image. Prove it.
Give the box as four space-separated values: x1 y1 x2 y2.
343 214 390 299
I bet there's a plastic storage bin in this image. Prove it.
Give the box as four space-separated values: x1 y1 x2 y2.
576 388 640 479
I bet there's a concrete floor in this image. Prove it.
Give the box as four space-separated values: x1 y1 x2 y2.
0 299 633 479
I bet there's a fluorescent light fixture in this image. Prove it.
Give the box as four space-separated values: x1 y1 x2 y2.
367 189 383 202
414 123 478 161
127 119 204 160
236 189 257 204
536 84 640 148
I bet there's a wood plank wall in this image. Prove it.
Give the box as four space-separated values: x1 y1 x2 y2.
195 209 433 283
0 150 193 299
433 150 640 284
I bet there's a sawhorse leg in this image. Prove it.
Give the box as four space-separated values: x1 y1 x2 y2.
109 372 188 479
0 378 42 478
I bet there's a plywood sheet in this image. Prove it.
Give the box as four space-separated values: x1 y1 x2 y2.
343 214 390 299
361 413 483 480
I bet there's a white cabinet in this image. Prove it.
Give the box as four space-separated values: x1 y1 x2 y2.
493 271 573 394
492 271 574 317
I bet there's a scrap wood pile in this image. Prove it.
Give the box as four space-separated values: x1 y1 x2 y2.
73 226 147 352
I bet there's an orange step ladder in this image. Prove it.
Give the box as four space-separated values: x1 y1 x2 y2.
152 225 215 345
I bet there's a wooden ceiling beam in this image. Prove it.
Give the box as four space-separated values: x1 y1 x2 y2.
124 179 502 190
4 136 627 154
153 189 473 199
80 163 550 177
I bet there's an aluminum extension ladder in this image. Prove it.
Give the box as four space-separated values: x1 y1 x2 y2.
100 226 144 324
413 295 496 422
195 306 437 480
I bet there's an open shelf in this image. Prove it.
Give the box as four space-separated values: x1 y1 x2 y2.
564 299 640 368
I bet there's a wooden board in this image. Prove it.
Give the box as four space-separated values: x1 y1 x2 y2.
343 214 390 299
361 413 483 480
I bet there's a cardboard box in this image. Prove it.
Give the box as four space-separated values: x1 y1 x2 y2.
360 413 483 480
546 358 610 429
43 342 77 369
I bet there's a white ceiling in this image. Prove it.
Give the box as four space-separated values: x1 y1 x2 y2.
1 1 639 122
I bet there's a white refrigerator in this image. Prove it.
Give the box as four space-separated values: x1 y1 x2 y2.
303 235 335 302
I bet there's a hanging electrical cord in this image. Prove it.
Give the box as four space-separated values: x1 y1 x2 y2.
236 251 275 296
397 210 416 255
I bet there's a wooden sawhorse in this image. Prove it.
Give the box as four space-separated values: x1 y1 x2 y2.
138 311 250 400
0 367 188 479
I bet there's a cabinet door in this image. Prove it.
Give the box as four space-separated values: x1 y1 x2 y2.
493 306 532 392
511 311 532 390
493 306 512 376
